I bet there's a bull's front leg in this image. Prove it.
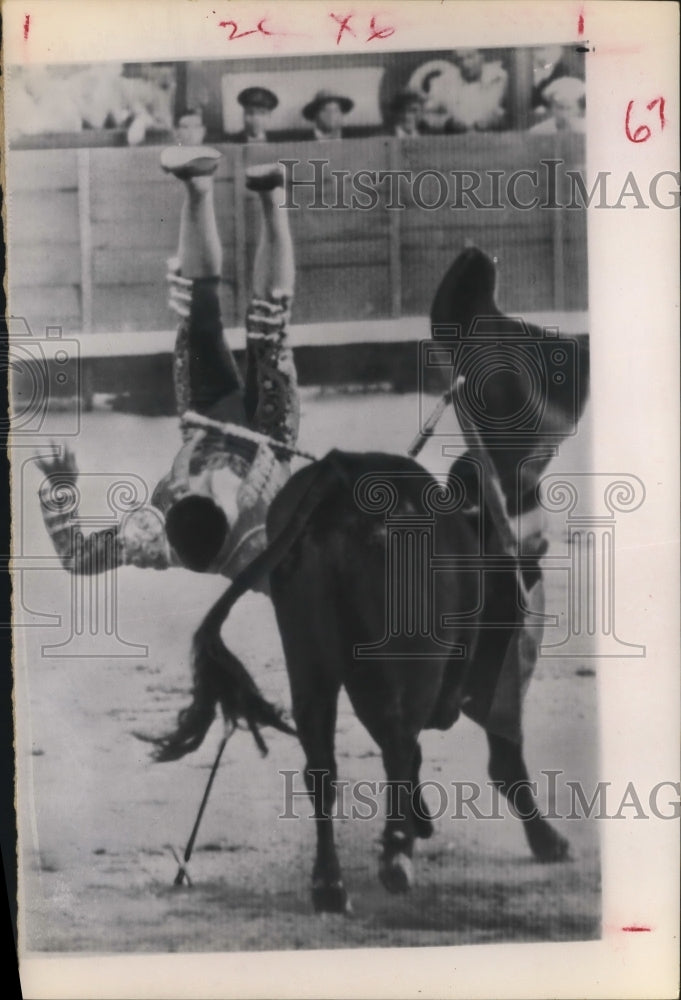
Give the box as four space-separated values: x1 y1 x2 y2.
487 732 571 862
378 733 420 893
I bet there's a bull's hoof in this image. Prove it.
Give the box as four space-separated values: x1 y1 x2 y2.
312 878 351 914
527 820 571 863
379 853 413 894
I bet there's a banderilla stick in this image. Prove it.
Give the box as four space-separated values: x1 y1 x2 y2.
182 410 319 464
189 391 455 466
407 389 454 458
172 724 234 887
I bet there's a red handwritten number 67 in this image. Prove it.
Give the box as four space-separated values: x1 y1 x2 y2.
625 97 666 143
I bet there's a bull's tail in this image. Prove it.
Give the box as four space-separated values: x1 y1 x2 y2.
144 451 347 762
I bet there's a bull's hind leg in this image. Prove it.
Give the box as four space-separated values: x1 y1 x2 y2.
345 671 432 894
410 742 434 840
293 685 349 913
487 732 570 862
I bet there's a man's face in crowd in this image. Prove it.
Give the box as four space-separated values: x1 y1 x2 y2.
454 49 485 82
398 101 422 133
316 100 343 134
551 95 582 129
243 105 270 138
176 113 205 145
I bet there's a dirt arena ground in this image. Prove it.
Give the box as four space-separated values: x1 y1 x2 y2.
15 389 600 953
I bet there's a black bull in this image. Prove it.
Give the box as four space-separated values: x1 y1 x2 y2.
150 248 590 912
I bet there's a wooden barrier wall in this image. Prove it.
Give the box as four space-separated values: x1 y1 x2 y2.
7 133 586 340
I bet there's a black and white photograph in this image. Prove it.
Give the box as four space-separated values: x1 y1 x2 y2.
3 2 679 997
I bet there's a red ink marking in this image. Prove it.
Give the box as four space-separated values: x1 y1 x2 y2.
646 96 666 129
218 19 258 39
367 14 395 41
577 8 584 35
218 17 277 39
23 13 30 39
622 925 651 932
625 97 666 143
330 13 356 45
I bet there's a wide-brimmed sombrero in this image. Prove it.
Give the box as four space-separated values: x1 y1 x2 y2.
302 89 354 120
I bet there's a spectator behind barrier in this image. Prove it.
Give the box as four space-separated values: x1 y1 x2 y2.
231 87 279 143
175 107 206 146
386 89 426 137
303 89 354 140
531 45 570 116
528 77 585 133
9 63 176 143
407 48 508 134
8 66 84 139
125 64 176 145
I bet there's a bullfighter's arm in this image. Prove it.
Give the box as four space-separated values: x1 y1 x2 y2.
37 446 172 573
